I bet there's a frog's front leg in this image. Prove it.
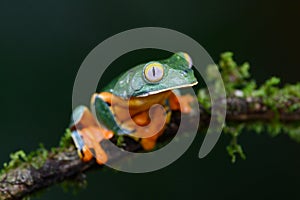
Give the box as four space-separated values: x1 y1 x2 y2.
70 106 113 165
169 91 195 114
92 92 133 135
73 127 108 164
71 130 94 162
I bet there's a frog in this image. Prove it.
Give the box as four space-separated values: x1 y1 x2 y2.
70 52 198 165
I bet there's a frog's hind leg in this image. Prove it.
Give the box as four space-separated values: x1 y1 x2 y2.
133 105 171 150
169 91 195 114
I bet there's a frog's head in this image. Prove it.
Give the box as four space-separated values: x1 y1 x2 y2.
112 52 198 99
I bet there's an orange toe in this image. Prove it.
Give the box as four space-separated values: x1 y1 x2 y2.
81 146 94 162
140 138 156 150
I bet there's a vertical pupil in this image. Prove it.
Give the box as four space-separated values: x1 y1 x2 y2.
152 67 156 77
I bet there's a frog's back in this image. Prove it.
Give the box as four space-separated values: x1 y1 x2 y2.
100 64 144 99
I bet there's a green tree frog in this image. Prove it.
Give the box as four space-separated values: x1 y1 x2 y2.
70 52 198 164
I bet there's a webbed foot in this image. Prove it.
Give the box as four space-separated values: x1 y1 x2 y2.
70 106 113 165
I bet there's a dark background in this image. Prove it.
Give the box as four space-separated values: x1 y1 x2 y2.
1 0 300 199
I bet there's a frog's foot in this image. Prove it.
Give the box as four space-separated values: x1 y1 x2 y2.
73 128 109 165
71 130 93 162
140 137 157 151
169 92 195 114
80 146 94 162
71 106 113 165
140 125 168 150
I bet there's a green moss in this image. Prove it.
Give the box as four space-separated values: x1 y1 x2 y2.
0 129 76 176
226 143 246 163
1 150 28 174
224 124 246 163
50 129 74 154
224 121 300 162
0 144 48 176
242 80 257 96
197 52 300 162
287 125 300 142
197 89 211 112
251 78 300 115
202 51 300 116
219 52 252 94
27 144 48 169
59 129 73 148
116 135 124 146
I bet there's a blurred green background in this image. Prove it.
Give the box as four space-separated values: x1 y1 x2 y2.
1 0 300 199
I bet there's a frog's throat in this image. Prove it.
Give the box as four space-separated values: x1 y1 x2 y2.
136 81 198 97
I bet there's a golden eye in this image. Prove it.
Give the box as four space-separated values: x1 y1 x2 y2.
177 52 193 68
144 62 164 83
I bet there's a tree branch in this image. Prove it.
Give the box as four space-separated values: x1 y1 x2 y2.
1 95 300 199
226 96 300 122
1 52 300 199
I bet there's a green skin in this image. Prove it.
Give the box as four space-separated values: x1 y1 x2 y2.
92 52 198 135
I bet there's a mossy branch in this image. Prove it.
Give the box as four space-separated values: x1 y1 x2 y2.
1 52 300 200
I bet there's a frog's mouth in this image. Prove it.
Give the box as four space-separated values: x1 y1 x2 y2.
136 81 198 97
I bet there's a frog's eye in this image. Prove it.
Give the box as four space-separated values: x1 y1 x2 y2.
144 62 164 83
177 52 193 69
